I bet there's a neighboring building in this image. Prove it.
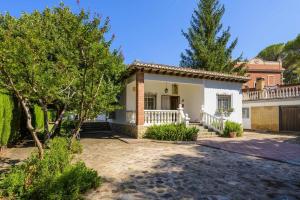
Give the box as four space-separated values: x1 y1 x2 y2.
242 83 300 132
111 61 249 138
241 58 284 89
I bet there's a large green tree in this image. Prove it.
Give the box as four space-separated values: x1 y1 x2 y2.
257 35 300 83
181 0 244 74
0 5 125 158
257 43 284 61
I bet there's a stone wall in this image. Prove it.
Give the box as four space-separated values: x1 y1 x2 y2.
110 123 148 139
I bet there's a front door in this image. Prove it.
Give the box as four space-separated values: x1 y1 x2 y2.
170 96 180 110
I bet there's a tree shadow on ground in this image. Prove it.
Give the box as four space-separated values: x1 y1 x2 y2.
112 144 300 200
0 157 21 174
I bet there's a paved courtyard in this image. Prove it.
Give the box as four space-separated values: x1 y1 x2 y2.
1 132 300 199
198 132 300 165
79 133 300 200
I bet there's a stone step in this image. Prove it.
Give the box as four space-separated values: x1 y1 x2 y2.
80 130 112 134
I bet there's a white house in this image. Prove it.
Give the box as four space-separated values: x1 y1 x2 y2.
111 61 250 138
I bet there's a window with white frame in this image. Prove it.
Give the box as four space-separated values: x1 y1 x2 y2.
144 93 156 110
242 108 249 119
217 94 232 111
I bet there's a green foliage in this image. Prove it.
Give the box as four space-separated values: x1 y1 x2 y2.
60 119 76 137
223 121 243 137
144 123 199 141
70 139 83 154
33 105 44 131
0 91 14 147
257 43 284 61
0 137 101 199
181 0 245 74
0 5 125 140
257 35 300 84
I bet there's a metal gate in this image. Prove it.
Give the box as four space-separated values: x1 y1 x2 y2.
280 106 300 132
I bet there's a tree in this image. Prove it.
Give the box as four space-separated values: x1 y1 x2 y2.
282 35 300 83
181 0 244 74
71 16 125 138
0 5 125 157
257 35 300 83
257 43 284 61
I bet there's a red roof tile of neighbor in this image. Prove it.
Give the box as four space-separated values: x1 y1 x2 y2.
127 61 250 83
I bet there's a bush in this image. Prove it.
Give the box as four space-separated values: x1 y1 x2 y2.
223 121 243 137
144 123 199 141
60 119 76 137
0 91 14 149
0 137 101 199
70 139 83 154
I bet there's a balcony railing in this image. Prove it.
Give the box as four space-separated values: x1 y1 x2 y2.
243 85 300 101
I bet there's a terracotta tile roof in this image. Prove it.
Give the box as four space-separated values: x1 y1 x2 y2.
127 61 250 83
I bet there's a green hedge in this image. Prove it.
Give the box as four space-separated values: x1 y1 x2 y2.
223 121 243 137
0 137 101 199
144 123 199 141
0 92 16 148
33 105 56 133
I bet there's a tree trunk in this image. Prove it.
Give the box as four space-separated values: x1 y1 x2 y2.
49 105 66 139
72 117 84 140
21 99 44 159
1 68 44 158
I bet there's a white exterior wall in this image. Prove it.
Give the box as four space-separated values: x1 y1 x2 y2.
203 80 243 124
126 81 136 111
114 73 244 125
144 81 203 122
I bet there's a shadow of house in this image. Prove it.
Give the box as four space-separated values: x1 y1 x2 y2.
111 145 300 199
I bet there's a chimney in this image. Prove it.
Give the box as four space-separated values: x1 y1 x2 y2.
256 78 265 90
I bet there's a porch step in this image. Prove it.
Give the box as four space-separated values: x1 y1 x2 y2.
189 123 219 138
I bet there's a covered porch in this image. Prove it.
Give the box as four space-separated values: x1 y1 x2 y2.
123 70 225 134
125 71 204 124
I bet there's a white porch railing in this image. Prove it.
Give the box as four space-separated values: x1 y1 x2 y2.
126 104 190 126
243 85 300 101
144 110 178 125
200 110 224 134
144 104 190 126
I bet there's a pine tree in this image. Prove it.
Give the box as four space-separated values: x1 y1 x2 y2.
181 0 244 74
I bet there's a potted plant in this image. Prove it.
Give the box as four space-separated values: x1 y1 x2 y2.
223 121 243 138
229 131 237 138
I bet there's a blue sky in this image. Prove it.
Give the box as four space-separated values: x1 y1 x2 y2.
2 0 300 65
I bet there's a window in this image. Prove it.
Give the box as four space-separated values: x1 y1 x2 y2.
144 93 156 110
217 95 231 111
242 108 249 119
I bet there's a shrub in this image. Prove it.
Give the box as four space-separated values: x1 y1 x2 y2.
33 105 44 131
223 121 243 137
144 123 199 141
0 137 101 199
0 91 14 149
70 139 83 154
60 119 76 137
